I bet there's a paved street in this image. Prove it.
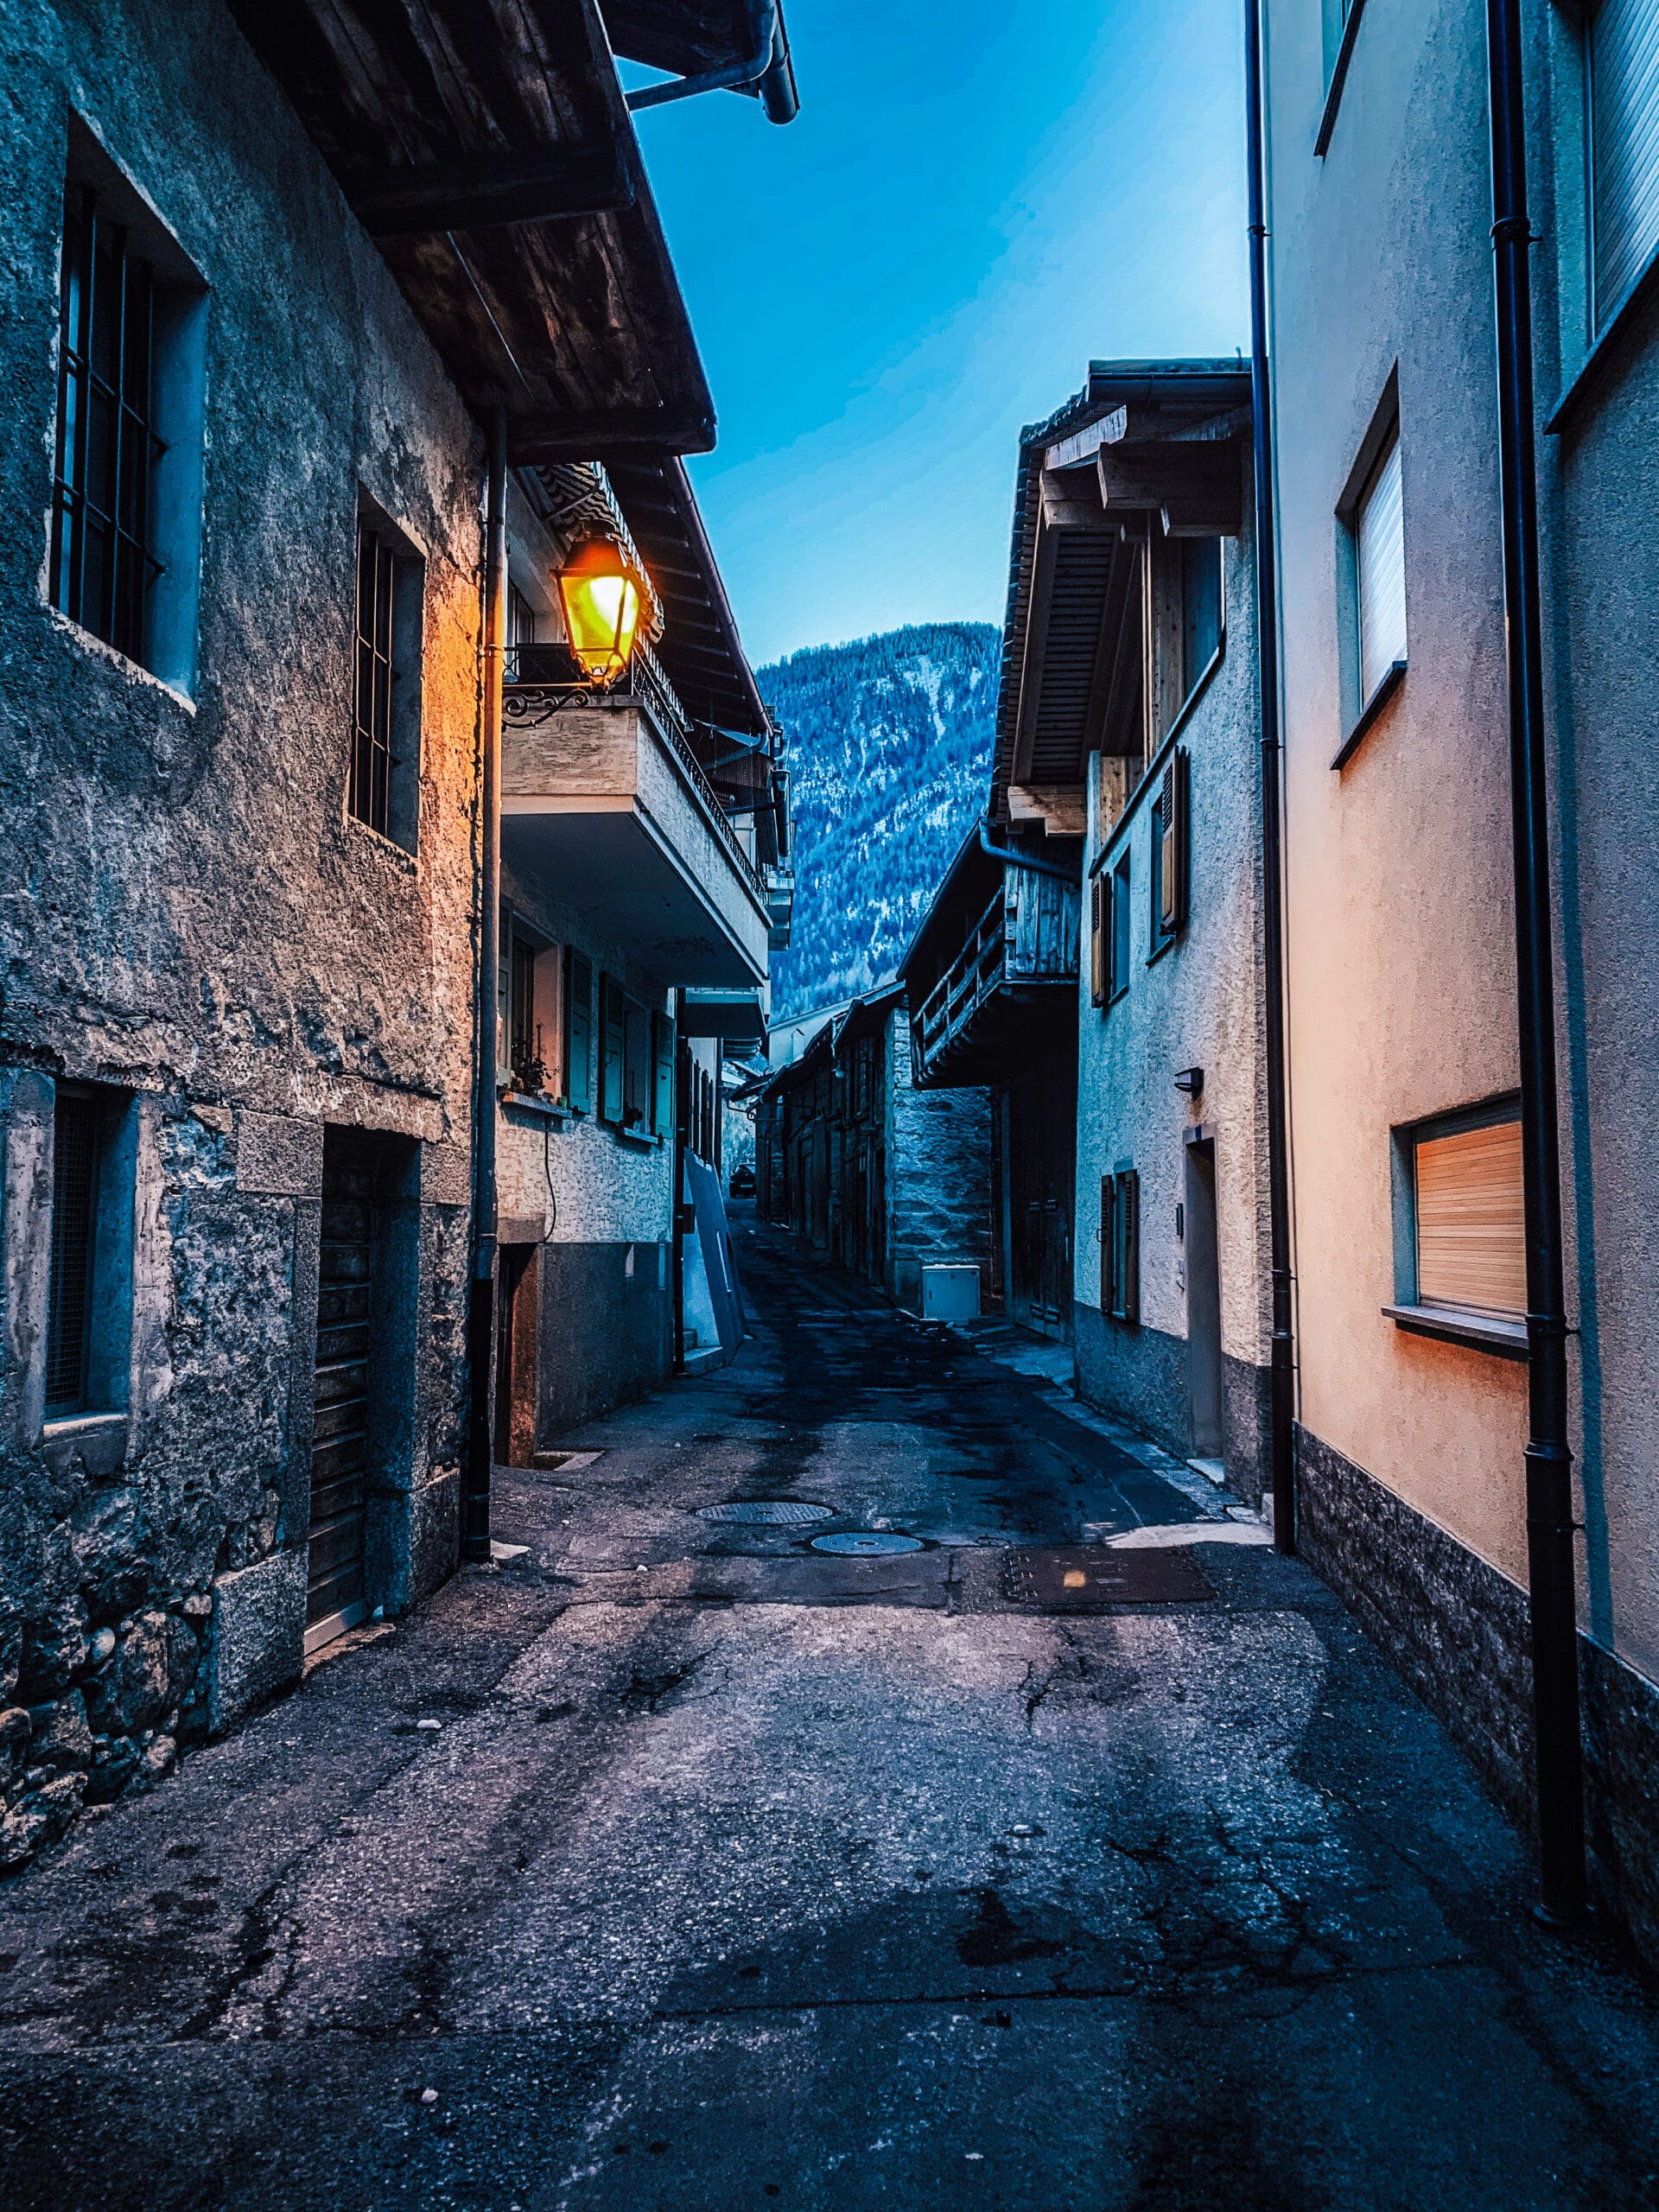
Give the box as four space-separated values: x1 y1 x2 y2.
3 1211 1658 2210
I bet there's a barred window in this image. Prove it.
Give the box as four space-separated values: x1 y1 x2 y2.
51 183 165 665
46 1093 100 1413
349 512 423 849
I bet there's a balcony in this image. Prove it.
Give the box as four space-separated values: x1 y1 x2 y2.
501 649 770 988
905 850 1079 1087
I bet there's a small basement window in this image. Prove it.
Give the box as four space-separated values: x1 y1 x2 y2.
44 1085 137 1419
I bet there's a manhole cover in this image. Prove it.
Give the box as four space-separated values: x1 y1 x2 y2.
1002 1545 1213 1610
810 1531 925 1556
698 1500 834 1526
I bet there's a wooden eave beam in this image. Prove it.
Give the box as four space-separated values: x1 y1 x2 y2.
348 141 635 237
1096 440 1243 536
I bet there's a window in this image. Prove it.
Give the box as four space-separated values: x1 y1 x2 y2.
50 135 207 690
1099 1169 1141 1321
42 1085 137 1420
1109 852 1132 1000
1355 431 1407 707
600 974 626 1125
508 938 538 1086
350 510 423 849
652 1014 676 1138
1090 877 1107 1007
46 1093 100 1413
1588 0 1659 334
1179 537 1223 702
563 950 593 1111
1150 747 1190 950
623 1001 652 1130
1412 1113 1526 1318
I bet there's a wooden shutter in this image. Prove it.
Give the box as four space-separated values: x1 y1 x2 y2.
1357 434 1407 702
1591 0 1659 328
1112 855 1131 995
599 972 625 1124
563 950 592 1111
652 1013 675 1137
1157 753 1188 935
1120 1170 1141 1323
1090 878 1106 1006
1414 1117 1526 1315
1099 1173 1116 1310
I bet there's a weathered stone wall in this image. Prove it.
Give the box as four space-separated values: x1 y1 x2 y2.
0 0 480 1867
884 1012 994 1313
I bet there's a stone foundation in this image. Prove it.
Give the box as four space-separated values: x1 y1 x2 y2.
1297 1421 1659 1970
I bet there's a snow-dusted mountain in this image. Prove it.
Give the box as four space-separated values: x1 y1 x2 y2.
760 622 999 1019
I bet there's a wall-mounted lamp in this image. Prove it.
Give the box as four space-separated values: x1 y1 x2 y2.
1173 1066 1205 1097
556 538 644 684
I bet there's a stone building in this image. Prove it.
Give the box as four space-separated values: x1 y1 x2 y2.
754 988 995 1313
1262 0 1659 1955
0 0 797 1870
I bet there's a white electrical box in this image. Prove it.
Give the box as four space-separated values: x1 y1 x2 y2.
922 1264 981 1321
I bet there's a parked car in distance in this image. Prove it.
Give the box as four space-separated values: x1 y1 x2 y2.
729 1163 756 1198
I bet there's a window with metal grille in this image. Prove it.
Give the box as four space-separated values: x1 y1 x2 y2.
51 183 165 665
351 523 397 836
46 1094 100 1413
1589 0 1659 334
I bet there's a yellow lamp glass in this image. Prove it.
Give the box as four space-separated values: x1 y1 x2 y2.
556 539 642 684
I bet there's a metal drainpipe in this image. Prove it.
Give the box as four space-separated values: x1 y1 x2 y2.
1484 0 1586 1926
671 995 688 1373
462 404 507 1565
626 0 791 118
1243 0 1297 1554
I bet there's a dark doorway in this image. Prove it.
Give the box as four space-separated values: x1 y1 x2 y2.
1007 1037 1077 1342
308 1130 376 1649
494 1243 539 1468
1185 1138 1224 1462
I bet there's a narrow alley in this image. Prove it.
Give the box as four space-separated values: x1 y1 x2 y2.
3 1218 1658 2211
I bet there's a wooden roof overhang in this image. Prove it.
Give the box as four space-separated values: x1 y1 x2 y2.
604 455 771 739
991 360 1252 824
226 0 772 461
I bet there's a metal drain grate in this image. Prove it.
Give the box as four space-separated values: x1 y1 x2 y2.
698 1500 834 1526
1002 1545 1213 1611
810 1531 925 1556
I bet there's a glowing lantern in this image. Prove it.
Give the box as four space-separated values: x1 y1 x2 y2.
556 538 643 685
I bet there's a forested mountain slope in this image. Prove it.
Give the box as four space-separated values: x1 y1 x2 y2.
760 621 998 1018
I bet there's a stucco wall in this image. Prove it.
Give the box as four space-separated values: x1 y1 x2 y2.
1266 0 1531 1584
0 0 480 1865
1072 513 1270 1488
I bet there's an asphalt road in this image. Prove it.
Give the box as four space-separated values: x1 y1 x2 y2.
3 1210 1658 2209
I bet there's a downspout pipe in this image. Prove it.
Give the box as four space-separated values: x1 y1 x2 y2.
977 820 1076 881
463 404 507 1566
1243 0 1297 1554
626 2 795 123
1484 0 1586 1926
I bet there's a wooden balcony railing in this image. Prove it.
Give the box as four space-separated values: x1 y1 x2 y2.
912 860 1079 1080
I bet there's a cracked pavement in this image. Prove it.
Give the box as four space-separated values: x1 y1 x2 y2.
3 1210 1659 2208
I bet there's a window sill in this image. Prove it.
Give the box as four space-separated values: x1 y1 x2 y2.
1314 0 1370 158
1547 242 1659 438
44 602 198 712
341 809 418 873
1147 935 1178 969
40 1409 130 1476
500 1089 569 1122
1383 1302 1529 1360
1332 659 1405 771
613 1126 663 1151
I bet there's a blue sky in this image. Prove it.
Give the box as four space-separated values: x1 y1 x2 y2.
622 0 1248 667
